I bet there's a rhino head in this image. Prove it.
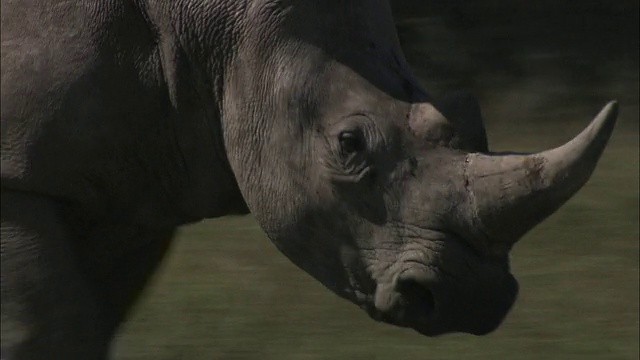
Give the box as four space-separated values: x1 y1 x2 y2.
220 1 617 335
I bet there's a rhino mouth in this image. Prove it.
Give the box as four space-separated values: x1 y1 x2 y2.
365 268 518 336
358 231 519 337
394 274 437 321
364 270 437 326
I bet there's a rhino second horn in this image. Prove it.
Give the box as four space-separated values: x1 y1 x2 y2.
460 101 619 247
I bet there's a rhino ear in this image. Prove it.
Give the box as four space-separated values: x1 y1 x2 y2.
432 91 489 153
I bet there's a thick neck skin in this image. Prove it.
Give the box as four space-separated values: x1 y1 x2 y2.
139 0 251 222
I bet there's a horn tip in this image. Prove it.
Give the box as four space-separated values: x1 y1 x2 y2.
591 100 619 138
603 100 619 116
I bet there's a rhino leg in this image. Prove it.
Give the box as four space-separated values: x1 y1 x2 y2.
75 225 176 338
1 191 108 360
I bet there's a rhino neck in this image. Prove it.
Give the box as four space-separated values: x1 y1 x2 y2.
134 0 250 222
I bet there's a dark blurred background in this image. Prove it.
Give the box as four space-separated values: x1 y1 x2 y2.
393 0 638 105
114 2 639 359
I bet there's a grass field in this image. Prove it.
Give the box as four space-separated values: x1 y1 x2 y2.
113 10 639 360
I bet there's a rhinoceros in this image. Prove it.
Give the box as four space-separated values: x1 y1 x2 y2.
1 0 618 359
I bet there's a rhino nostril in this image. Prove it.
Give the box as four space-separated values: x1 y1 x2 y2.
395 276 436 318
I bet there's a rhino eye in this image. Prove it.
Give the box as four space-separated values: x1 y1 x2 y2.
339 131 365 155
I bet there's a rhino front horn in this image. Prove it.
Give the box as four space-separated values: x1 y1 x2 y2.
459 101 619 247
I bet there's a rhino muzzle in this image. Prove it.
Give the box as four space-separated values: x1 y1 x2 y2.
370 260 519 336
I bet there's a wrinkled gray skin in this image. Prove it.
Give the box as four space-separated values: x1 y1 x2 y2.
0 1 618 359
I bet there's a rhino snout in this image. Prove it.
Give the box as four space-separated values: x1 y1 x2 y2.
372 269 436 326
371 264 518 336
372 268 438 329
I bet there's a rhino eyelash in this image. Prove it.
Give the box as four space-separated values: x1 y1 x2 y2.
330 165 372 183
344 156 370 173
